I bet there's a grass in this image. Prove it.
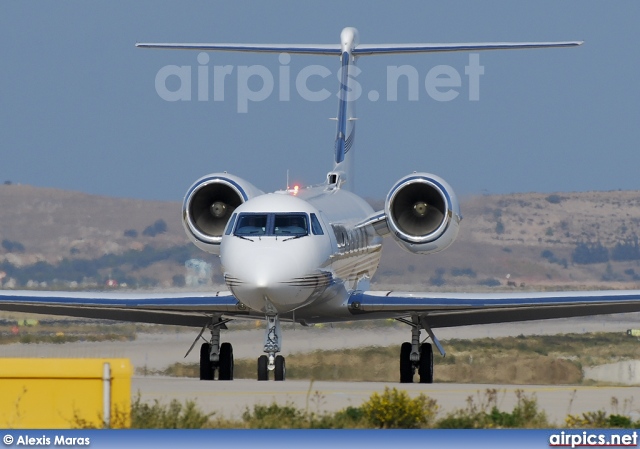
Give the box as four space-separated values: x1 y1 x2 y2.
144 332 639 385
0 321 139 344
78 387 640 429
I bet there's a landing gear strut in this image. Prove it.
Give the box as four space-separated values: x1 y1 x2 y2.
397 315 442 384
191 317 234 381
257 314 286 381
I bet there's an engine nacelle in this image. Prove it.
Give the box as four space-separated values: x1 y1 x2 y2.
385 173 461 254
182 173 263 254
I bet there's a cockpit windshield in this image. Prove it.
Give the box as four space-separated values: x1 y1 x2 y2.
234 214 268 236
233 213 310 237
274 214 308 236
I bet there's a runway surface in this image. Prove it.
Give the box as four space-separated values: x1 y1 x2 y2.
3 313 639 425
3 313 638 370
132 377 639 425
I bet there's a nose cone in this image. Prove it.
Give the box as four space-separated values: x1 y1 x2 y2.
222 245 329 314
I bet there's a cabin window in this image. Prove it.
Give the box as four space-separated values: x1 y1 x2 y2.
332 224 347 248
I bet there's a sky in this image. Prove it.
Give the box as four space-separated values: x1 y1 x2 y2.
1 1 639 202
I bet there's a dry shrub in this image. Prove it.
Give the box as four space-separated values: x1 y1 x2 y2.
361 387 438 429
436 356 582 384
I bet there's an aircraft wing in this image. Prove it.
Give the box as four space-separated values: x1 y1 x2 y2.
0 290 249 327
348 290 640 328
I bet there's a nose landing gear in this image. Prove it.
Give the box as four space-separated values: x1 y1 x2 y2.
258 314 286 381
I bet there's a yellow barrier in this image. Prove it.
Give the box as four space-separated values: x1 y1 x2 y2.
0 358 131 428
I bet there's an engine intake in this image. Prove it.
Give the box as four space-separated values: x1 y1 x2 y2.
385 173 461 254
183 173 263 254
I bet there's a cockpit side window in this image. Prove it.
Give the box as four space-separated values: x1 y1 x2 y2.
310 213 324 235
224 213 237 236
235 214 268 236
274 213 308 236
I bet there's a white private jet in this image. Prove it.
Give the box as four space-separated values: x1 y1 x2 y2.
2 28 640 383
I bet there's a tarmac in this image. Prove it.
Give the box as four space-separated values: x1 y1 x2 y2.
2 313 639 425
3 313 638 371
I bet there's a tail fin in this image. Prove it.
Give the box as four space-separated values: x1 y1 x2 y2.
332 29 358 189
137 29 582 192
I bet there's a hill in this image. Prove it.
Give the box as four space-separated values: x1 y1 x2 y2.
0 184 184 262
377 191 640 290
1 184 639 290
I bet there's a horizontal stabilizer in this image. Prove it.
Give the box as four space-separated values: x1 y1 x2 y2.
136 43 341 55
137 41 582 56
353 41 583 55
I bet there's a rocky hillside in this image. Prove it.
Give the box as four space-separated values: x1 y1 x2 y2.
0 184 185 266
1 184 639 290
378 191 640 290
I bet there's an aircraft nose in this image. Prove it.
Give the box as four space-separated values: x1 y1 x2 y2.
223 248 323 314
242 254 287 291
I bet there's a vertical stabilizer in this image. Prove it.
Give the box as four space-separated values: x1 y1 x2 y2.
332 27 360 191
137 29 581 193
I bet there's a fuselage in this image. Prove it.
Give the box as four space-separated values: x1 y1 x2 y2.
178 27 464 322
219 183 382 315
218 27 375 317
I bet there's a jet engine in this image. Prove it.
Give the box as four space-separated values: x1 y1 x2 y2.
182 173 263 254
384 173 461 254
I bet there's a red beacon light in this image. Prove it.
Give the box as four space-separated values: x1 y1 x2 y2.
286 183 301 195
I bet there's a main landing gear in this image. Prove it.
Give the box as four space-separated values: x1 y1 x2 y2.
258 314 286 381
397 315 444 384
191 317 234 381
191 314 442 384
191 314 286 382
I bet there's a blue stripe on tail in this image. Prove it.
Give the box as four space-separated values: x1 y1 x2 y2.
334 51 350 164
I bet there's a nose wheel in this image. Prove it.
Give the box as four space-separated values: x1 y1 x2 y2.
257 314 286 381
257 355 269 381
257 354 286 381
274 355 286 381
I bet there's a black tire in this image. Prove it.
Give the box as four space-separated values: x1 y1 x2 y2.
257 355 269 381
399 342 413 383
274 355 286 381
199 343 214 381
418 343 434 384
218 342 234 381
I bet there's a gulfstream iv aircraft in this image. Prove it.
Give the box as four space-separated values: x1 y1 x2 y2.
2 28 640 383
